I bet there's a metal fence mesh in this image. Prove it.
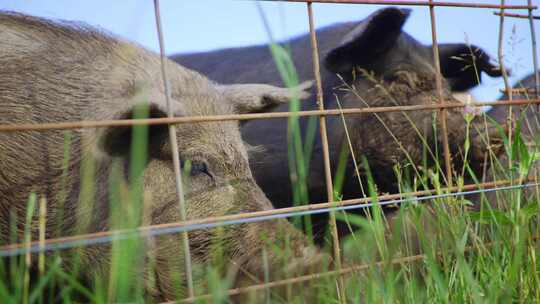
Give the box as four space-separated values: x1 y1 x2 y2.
0 0 539 302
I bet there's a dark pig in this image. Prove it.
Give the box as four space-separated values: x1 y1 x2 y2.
482 72 540 207
173 7 506 241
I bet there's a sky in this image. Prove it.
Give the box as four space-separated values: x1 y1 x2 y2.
2 0 538 102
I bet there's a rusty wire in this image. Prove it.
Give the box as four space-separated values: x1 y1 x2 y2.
428 0 453 187
153 0 195 297
1 178 537 257
497 0 515 173
501 88 539 95
528 0 540 103
494 11 540 19
261 0 535 10
306 2 346 300
0 99 538 132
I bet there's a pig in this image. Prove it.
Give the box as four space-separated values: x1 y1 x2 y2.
381 73 540 256
172 7 506 243
488 72 540 139
0 12 323 301
480 72 540 208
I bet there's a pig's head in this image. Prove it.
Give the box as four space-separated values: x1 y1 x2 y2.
322 7 505 185
324 7 502 93
96 66 320 299
488 73 540 139
480 73 540 209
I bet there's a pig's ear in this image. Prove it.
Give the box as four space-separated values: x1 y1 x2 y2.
324 7 411 74
219 81 313 114
100 100 183 158
438 44 503 91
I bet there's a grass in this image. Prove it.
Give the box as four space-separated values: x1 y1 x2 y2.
1 5 540 304
0 92 538 304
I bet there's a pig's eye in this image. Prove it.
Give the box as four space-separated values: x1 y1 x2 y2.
190 160 211 177
181 159 213 179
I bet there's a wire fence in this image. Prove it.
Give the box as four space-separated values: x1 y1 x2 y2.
0 98 538 133
1 0 539 301
0 180 538 258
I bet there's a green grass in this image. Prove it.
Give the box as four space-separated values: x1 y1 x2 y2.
0 92 539 304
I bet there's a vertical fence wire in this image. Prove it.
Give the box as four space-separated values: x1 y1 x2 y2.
306 3 346 302
153 0 195 298
528 0 540 104
497 0 515 174
428 0 453 187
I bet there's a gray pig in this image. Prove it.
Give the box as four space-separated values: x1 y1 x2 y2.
0 12 322 301
173 7 505 242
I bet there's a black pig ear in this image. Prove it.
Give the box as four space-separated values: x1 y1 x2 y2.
438 44 504 91
324 7 411 74
101 104 170 157
100 83 184 157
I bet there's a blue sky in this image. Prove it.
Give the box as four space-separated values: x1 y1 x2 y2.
3 0 538 101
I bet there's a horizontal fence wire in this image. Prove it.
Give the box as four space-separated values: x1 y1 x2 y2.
502 88 539 94
1 180 538 257
260 0 535 9
494 11 540 19
0 99 538 132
